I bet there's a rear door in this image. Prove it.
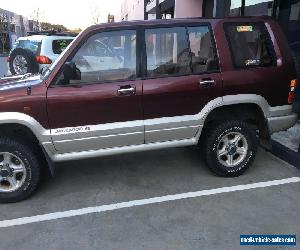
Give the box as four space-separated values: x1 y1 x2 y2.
142 24 222 143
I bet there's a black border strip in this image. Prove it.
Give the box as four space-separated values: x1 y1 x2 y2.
271 139 300 170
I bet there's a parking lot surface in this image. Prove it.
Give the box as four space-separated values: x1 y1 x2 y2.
0 147 299 249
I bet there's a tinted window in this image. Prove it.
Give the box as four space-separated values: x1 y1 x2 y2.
69 30 136 84
14 40 41 54
52 39 73 54
145 26 217 78
224 23 276 68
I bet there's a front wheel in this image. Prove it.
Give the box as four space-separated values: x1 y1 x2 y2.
203 120 259 177
0 137 40 203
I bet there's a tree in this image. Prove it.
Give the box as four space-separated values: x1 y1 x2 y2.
0 11 11 54
90 5 101 24
31 8 43 31
41 22 68 32
69 28 82 33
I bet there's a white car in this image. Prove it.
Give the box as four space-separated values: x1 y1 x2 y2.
7 33 76 75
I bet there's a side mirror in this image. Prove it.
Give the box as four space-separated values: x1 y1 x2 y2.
62 61 81 83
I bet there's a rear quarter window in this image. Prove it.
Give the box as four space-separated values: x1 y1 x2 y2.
52 39 73 54
224 23 276 68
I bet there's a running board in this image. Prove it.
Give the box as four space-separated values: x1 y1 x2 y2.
51 138 198 162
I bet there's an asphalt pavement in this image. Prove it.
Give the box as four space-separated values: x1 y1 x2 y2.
0 147 299 249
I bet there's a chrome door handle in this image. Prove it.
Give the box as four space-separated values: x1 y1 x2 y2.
118 87 135 95
199 79 215 87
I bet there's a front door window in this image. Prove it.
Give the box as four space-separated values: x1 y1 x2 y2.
57 30 137 85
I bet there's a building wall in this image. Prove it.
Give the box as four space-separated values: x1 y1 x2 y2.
120 0 145 21
0 8 39 53
174 0 203 18
0 9 31 36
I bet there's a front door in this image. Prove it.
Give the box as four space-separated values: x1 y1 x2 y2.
47 29 144 153
142 25 222 143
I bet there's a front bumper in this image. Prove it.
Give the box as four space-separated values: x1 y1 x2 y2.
267 112 298 134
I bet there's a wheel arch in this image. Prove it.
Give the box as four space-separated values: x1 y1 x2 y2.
200 102 270 148
0 122 54 177
203 102 266 125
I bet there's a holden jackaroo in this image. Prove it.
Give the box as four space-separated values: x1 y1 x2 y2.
0 17 298 202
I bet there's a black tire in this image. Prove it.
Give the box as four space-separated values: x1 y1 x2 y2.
203 120 259 177
9 48 39 75
0 137 40 203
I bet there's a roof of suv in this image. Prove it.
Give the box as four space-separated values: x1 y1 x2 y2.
79 16 275 35
17 35 75 42
96 16 274 26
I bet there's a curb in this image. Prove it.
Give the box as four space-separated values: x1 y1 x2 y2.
271 139 300 170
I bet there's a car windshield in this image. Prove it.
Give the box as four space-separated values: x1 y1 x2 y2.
13 40 41 54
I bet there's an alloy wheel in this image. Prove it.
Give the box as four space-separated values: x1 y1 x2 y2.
217 132 248 167
12 55 28 74
0 152 27 192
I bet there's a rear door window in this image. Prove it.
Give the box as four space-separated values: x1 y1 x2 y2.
52 39 73 54
145 27 189 77
224 23 276 68
145 25 218 78
187 26 219 74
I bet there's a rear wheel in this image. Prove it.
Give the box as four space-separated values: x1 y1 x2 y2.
0 137 40 203
203 120 259 177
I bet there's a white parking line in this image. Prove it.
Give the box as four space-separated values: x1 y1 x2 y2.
1 177 300 228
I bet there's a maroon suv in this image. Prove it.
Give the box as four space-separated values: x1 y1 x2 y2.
0 17 298 203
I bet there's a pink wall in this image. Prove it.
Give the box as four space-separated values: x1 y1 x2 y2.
174 0 203 18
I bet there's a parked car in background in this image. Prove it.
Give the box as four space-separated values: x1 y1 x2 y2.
7 31 76 75
0 17 298 203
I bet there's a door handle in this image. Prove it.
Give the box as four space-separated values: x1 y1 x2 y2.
117 86 135 95
199 79 215 87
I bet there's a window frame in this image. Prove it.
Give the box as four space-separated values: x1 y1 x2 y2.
141 22 220 80
223 21 277 69
51 27 141 87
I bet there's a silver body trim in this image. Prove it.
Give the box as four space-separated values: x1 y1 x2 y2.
51 139 197 162
53 132 144 153
0 94 297 162
267 113 298 134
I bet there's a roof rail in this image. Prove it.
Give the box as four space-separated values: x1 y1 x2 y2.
27 30 78 37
